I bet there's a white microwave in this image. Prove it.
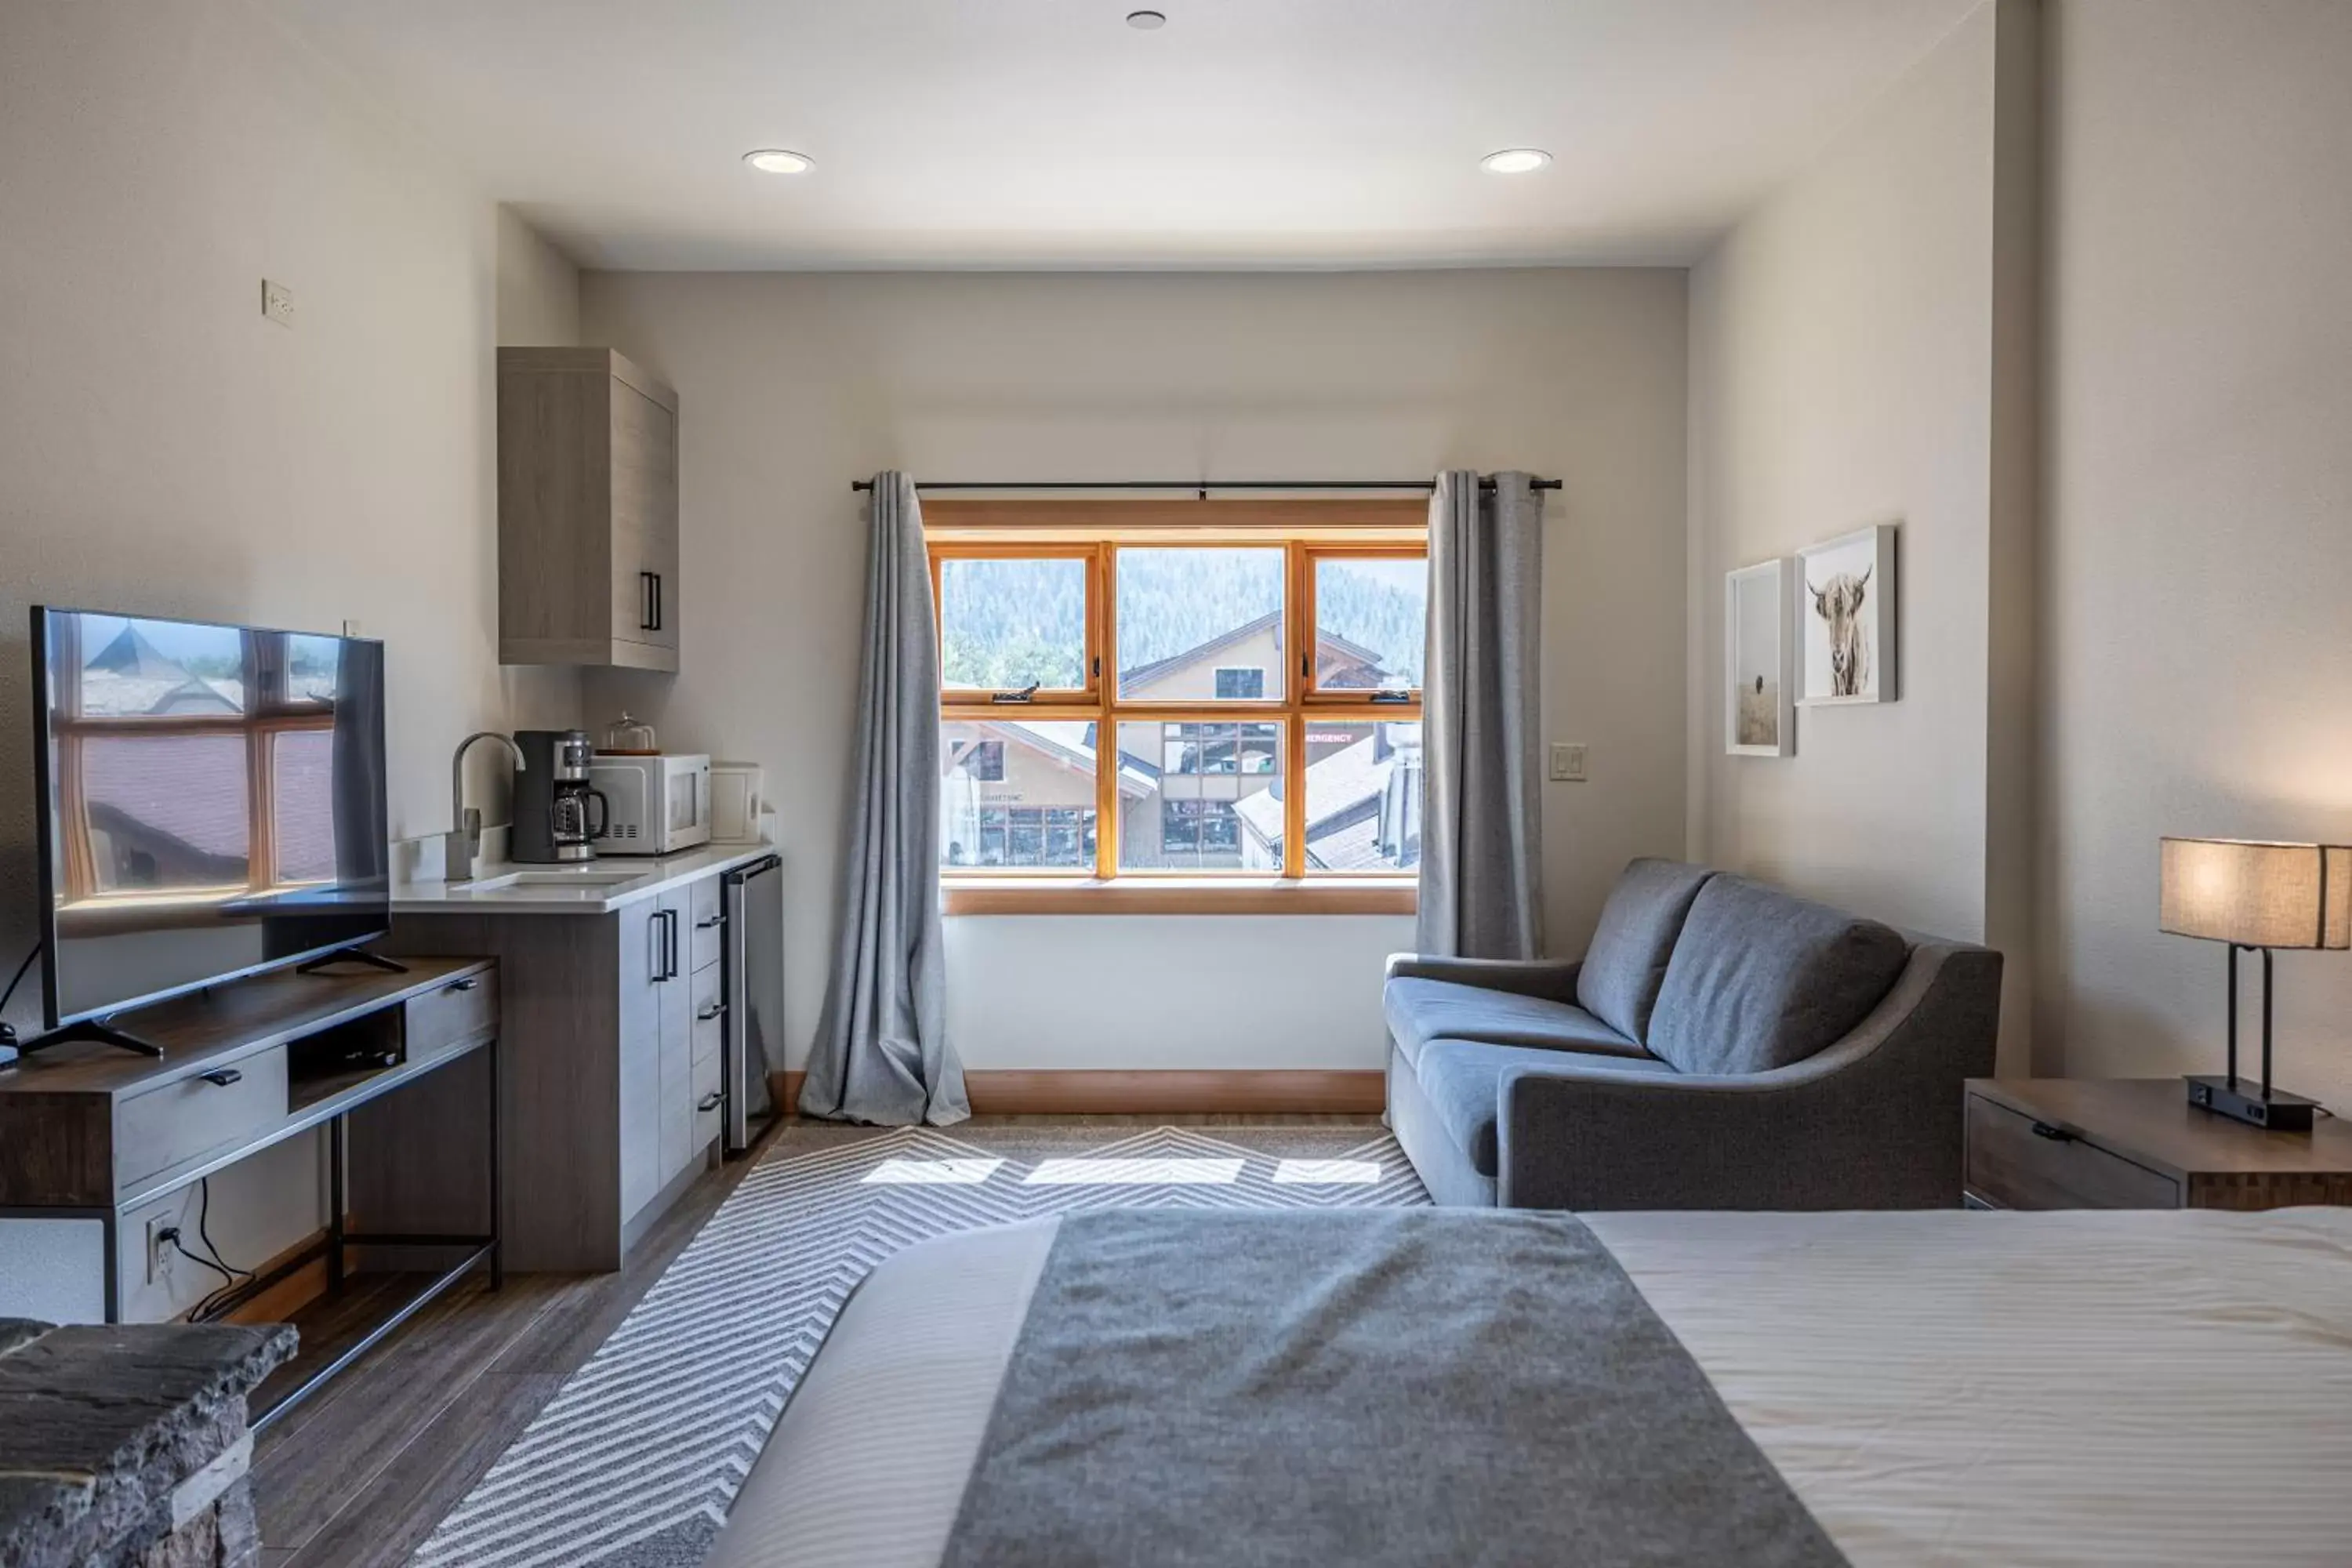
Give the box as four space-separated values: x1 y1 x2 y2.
589 753 712 856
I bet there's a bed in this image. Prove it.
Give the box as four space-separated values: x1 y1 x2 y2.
708 1207 2352 1567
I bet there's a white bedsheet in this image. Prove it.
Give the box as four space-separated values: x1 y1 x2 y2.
710 1207 2352 1568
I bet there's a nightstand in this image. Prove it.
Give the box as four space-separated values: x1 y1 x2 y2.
1964 1078 2352 1210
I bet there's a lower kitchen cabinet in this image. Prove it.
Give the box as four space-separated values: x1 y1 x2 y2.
389 867 735 1272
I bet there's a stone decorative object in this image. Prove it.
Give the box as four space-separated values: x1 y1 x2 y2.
0 1316 296 1568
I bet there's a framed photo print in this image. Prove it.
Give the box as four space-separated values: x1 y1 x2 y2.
1797 523 1897 706
1725 557 1794 756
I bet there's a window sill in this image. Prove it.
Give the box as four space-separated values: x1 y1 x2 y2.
941 877 1417 916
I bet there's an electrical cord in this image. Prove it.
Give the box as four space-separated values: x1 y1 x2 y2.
0 941 38 1054
177 1178 253 1322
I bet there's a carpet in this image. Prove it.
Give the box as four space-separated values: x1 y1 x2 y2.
409 1121 1429 1567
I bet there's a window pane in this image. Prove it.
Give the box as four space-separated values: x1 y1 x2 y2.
1116 721 1285 872
71 615 249 717
939 720 1097 871
1314 556 1426 691
79 734 252 893
272 729 339 884
938 557 1087 693
1295 721 1422 873
1116 547 1283 701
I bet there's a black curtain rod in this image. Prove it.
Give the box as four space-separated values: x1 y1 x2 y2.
848 477 1561 494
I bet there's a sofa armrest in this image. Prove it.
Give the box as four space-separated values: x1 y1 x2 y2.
1384 953 1584 1004
1495 942 2002 1211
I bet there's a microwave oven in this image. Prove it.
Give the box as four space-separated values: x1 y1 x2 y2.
588 753 712 856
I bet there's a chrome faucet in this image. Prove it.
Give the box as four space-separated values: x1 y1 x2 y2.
447 731 526 883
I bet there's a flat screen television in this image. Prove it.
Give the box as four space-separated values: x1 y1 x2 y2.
28 607 390 1037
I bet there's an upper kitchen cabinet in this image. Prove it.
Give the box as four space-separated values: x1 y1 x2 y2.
497 347 681 671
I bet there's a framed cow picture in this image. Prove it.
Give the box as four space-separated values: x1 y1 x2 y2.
1797 524 1897 706
1726 557 1795 756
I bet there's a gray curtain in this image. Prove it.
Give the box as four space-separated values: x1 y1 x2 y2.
801 472 971 1126
1417 470 1545 960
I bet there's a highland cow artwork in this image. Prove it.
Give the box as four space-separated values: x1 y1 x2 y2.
1798 524 1897 706
1726 557 1793 756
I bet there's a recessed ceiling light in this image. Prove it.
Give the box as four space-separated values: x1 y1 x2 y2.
743 149 814 175
1479 148 1552 175
1127 10 1167 28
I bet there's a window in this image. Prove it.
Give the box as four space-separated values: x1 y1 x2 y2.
49 617 343 906
929 500 1426 911
1214 667 1265 699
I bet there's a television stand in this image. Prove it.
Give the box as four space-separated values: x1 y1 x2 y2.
296 946 409 977
13 1017 165 1060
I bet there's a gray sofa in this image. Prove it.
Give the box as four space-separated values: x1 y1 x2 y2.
1385 858 2002 1209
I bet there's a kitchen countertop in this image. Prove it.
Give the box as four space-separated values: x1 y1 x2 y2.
389 841 777 914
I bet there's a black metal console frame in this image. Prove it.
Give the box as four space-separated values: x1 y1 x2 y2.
0 975 501 1428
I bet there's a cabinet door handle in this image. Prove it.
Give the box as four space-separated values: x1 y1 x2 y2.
697 1091 723 1113
654 573 664 631
695 914 725 930
697 1002 727 1022
665 909 681 979
650 911 669 982
641 571 659 631
448 977 477 993
200 1068 244 1087
2030 1120 2076 1143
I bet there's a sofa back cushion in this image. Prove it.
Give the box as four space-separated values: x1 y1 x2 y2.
1575 858 1717 1042
1646 876 1910 1076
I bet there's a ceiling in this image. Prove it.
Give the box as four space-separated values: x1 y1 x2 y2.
266 0 1980 271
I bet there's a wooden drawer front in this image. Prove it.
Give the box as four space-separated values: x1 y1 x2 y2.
117 1048 288 1192
693 1048 722 1152
1966 1095 2181 1210
406 969 496 1059
691 964 724 1065
689 874 724 975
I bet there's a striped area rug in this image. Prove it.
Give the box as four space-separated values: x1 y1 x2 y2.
410 1122 1429 1567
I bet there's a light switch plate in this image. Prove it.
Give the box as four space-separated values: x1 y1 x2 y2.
261 278 295 328
1549 742 1588 782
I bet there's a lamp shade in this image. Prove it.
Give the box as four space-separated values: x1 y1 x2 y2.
2158 838 2352 949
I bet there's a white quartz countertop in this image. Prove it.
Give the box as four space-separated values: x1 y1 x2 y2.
390 841 777 915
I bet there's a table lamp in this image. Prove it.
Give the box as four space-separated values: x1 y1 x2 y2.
2158 837 2350 1130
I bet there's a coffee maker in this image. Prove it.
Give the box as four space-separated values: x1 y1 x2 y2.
513 729 608 863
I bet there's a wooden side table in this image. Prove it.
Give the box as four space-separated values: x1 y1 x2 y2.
1965 1078 2352 1210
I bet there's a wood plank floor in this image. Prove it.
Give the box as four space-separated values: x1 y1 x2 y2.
249 1117 790 1568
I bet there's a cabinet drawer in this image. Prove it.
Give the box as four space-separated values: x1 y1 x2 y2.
117 1047 288 1192
407 969 496 1059
691 964 724 1065
1966 1094 2181 1210
692 1048 722 1152
689 875 724 975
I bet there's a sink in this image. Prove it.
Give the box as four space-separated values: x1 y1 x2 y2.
463 869 644 891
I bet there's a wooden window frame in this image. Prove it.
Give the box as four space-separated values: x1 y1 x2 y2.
929 500 1425 916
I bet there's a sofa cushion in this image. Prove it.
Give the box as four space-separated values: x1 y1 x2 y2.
1415 1040 1677 1177
1646 876 1909 1077
1575 858 1716 1042
1383 978 1646 1070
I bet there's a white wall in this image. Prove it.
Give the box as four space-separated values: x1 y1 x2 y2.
2038 1 2352 1102
579 268 1690 1072
0 0 580 1318
1684 1 2038 1066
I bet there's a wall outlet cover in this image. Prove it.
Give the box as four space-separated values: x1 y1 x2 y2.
1549 742 1589 782
261 278 295 327
145 1214 175 1285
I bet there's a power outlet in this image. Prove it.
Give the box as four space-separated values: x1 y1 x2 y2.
146 1215 177 1285
1548 742 1588 783
261 278 295 328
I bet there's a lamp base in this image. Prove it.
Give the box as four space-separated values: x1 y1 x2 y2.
2185 1075 2318 1132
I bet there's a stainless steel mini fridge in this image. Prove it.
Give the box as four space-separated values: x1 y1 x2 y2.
722 854 783 1154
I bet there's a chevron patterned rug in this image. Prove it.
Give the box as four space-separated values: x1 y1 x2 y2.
410 1120 1428 1568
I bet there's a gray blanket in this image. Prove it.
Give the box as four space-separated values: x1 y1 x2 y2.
938 1209 1849 1568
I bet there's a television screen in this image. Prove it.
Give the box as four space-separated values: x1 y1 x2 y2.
30 608 390 1027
